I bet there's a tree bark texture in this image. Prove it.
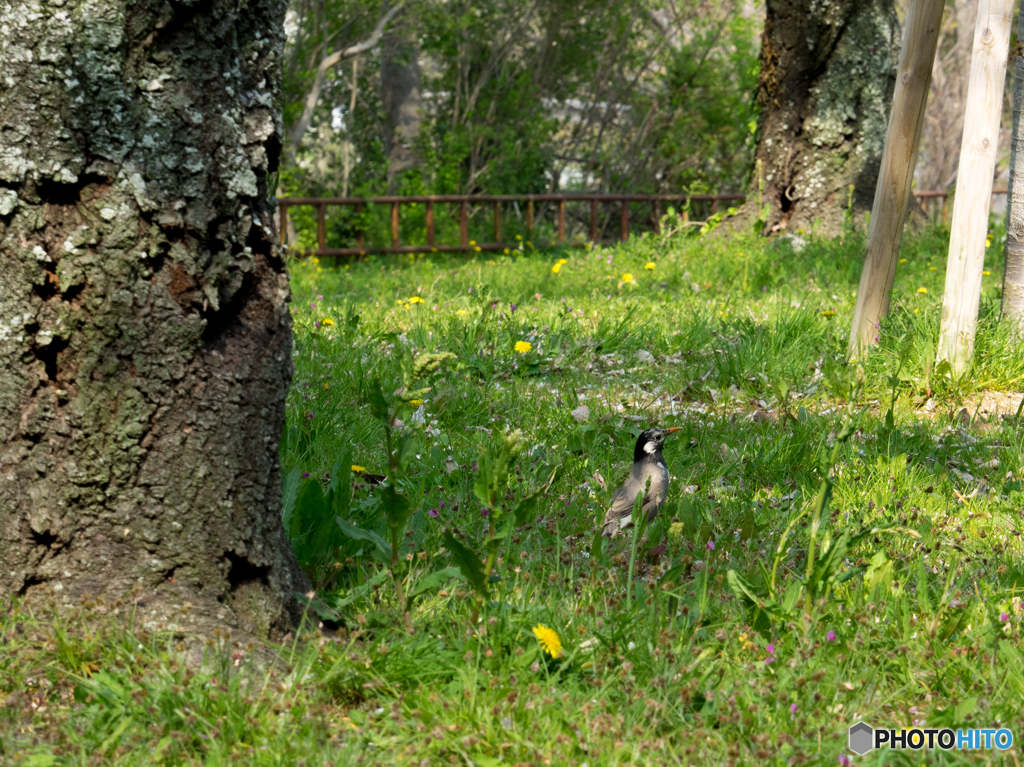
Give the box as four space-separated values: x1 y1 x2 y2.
736 0 900 238
1002 2 1024 328
0 0 306 639
380 4 422 191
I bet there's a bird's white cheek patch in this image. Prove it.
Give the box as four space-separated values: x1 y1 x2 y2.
643 441 657 454
619 513 632 529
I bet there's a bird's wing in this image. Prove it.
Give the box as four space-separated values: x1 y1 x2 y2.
601 486 646 535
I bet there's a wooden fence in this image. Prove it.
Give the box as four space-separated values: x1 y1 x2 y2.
276 189 1008 260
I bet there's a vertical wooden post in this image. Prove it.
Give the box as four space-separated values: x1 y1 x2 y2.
620 199 629 241
589 199 598 242
493 201 501 243
526 199 534 238
355 202 363 251
557 200 565 243
459 200 468 247
317 203 326 252
426 200 435 247
710 198 719 214
847 0 945 357
937 0 1013 374
652 199 661 232
279 202 288 246
391 201 400 248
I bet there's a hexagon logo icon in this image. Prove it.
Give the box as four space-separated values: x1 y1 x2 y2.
848 722 874 755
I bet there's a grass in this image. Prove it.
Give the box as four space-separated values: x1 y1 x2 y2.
4 216 1024 766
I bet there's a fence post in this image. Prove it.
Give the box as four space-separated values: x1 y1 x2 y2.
620 200 629 241
355 202 363 252
317 203 326 252
652 199 660 232
590 199 598 243
558 199 565 243
460 200 468 247
426 200 434 247
279 202 288 246
494 201 501 243
527 199 534 238
391 202 400 248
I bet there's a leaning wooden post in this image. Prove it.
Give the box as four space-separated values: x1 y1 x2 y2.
848 0 945 358
937 0 1013 373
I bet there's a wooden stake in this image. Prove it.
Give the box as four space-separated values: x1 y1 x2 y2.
620 200 629 241
460 201 468 247
937 0 1013 374
391 201 399 247
317 203 326 251
526 199 534 237
426 201 434 247
493 201 501 243
590 199 598 242
848 0 945 357
557 200 565 243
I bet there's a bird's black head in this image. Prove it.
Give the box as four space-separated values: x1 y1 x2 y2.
633 427 681 462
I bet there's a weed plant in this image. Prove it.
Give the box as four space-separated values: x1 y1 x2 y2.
4 218 1024 765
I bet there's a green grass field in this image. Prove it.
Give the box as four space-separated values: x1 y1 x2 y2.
5 218 1024 766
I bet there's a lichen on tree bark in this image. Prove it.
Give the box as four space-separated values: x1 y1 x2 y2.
0 0 306 638
732 0 900 238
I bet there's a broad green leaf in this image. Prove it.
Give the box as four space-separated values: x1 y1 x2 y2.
864 550 893 597
381 484 413 539
280 466 302 533
336 518 391 561
410 567 466 599
367 378 390 423
443 531 487 595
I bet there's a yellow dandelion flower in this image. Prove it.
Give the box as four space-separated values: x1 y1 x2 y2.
532 625 562 658
487 260 496 265
351 465 366 473
503 248 510 255
409 399 423 406
323 383 330 391
408 296 424 304
621 273 633 283
474 246 481 252
986 238 993 247
821 310 835 318
514 341 532 354
929 266 936 271
396 299 405 304
899 258 907 263
917 287 928 294
557 258 568 265
645 262 656 270
457 309 468 315
551 263 562 274
515 234 522 240
527 241 534 248
312 257 320 265
316 267 323 273
983 270 991 276
322 318 334 326
469 240 476 246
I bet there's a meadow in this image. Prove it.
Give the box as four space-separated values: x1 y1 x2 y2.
4 214 1024 766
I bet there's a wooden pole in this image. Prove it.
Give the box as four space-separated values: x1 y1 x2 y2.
620 200 629 241
847 0 945 358
391 201 400 248
317 203 326 251
426 200 434 247
590 199 598 242
459 200 468 247
526 199 534 238
493 201 501 243
937 0 1013 374
279 202 288 246
557 200 565 243
652 200 660 232
355 202 363 252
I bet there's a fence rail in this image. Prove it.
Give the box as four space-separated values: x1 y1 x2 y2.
277 189 1009 260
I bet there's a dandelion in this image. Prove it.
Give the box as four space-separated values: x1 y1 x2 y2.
821 310 835 318
645 262 656 270
983 270 991 276
503 248 510 255
515 341 532 354
316 267 323 273
827 629 836 641
311 257 320 265
899 258 907 264
552 263 562 274
409 296 424 304
474 246 481 252
515 234 522 240
929 266 936 271
351 465 366 473
557 258 568 265
621 273 634 283
532 625 562 658
428 509 439 518
706 540 715 551
322 318 334 326
916 287 928 294
469 240 476 246
323 383 329 391
408 399 424 407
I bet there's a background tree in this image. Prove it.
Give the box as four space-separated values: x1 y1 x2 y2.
730 0 901 238
0 0 305 638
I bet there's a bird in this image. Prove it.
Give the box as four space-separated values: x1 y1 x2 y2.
601 426 681 537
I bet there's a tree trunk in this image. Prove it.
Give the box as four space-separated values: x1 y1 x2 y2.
937 0 1013 374
381 3 422 192
0 0 306 639
731 0 900 238
1002 3 1024 329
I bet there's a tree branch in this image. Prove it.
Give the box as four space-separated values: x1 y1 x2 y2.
288 1 404 154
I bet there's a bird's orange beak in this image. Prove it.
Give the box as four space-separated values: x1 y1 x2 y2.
665 427 682 434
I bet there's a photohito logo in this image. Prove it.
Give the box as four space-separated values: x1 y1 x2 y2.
848 722 1013 754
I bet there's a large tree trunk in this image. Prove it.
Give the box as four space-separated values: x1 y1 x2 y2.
732 0 900 238
381 4 422 192
1002 2 1024 329
0 0 306 639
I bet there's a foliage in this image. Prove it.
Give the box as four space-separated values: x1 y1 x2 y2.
7 219 1024 764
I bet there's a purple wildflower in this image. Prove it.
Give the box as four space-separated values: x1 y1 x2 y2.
317 294 323 300
827 630 836 642
472 461 478 471
310 301 316 309
1001 612 1010 622
764 656 775 665
307 412 314 419
838 755 850 767
706 540 715 551
428 509 439 518
790 703 798 714
511 304 517 312
315 321 321 328
481 507 489 518
302 472 310 478
766 643 775 654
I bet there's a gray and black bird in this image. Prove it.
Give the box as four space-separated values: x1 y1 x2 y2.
601 427 680 537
